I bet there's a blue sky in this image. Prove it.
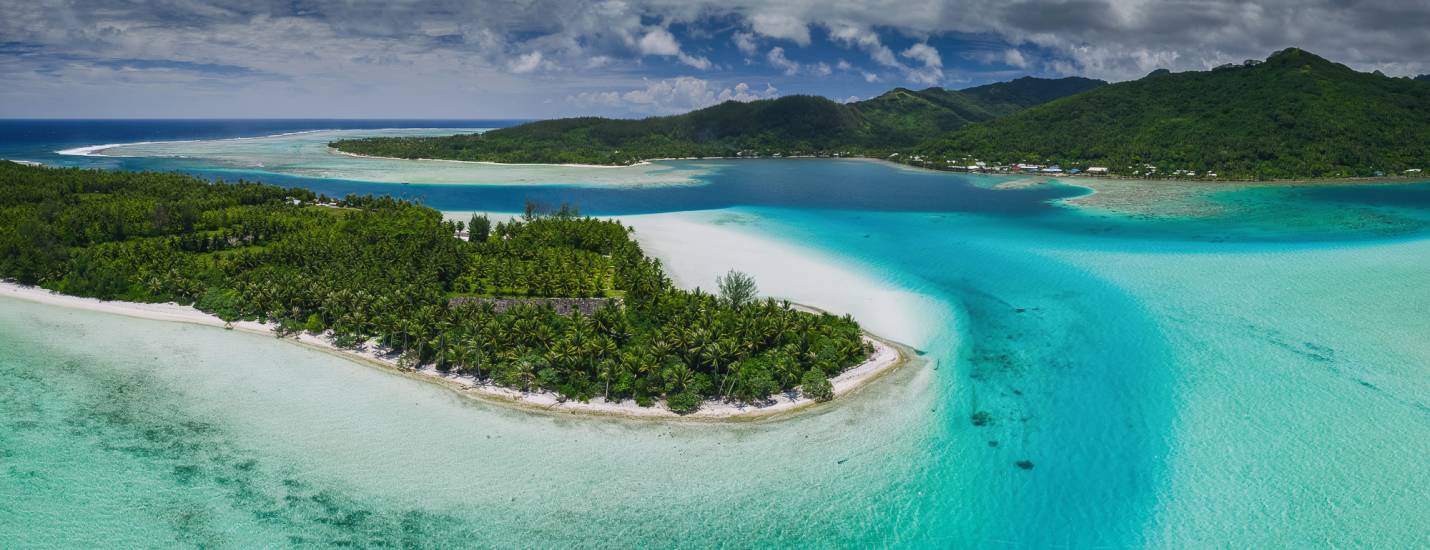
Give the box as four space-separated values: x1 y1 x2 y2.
2 0 1428 119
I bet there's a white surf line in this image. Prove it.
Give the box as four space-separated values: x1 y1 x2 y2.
55 128 489 157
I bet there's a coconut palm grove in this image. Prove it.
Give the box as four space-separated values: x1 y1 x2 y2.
0 162 866 411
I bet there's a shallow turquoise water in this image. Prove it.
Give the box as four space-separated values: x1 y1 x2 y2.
4 125 1430 547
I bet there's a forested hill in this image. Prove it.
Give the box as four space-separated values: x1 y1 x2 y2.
918 48 1430 179
850 77 1105 148
329 77 1104 165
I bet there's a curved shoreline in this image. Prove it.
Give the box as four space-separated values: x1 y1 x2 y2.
53 128 491 158
328 147 658 169
0 281 911 423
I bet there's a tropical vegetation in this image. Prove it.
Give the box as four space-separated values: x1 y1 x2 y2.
334 48 1430 180
0 162 870 412
918 48 1430 179
328 77 1103 164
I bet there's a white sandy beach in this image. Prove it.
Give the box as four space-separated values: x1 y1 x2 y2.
55 130 333 157
329 147 653 169
1 272 908 420
443 209 942 347
616 211 940 348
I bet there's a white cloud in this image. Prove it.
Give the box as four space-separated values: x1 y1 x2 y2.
766 46 800 75
732 31 759 56
1004 48 1028 68
678 53 712 70
508 51 545 73
862 71 882 83
902 43 942 69
638 28 681 56
636 27 710 70
828 24 898 68
901 42 943 84
811 62 832 76
14 0 1430 117
570 76 778 114
749 13 810 45
836 59 853 71
767 46 800 75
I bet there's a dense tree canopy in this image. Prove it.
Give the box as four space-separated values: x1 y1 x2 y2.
918 49 1430 179
334 49 1430 180
0 162 869 412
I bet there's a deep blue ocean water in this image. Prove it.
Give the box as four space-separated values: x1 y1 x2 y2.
3 120 1429 547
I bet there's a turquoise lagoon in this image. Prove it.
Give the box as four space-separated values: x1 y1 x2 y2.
3 126 1430 547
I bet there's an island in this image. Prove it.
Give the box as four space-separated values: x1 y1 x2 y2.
330 48 1430 181
328 76 1104 165
0 161 895 416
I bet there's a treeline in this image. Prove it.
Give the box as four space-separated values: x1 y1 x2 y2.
0 162 867 412
331 97 871 165
329 78 1103 165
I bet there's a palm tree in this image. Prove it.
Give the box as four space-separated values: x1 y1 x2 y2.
665 363 695 394
598 358 617 400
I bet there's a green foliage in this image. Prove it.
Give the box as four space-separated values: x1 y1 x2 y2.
329 79 1103 165
717 269 758 309
304 313 325 334
919 48 1430 179
196 286 242 322
468 213 491 242
800 368 834 402
0 162 871 411
665 391 703 414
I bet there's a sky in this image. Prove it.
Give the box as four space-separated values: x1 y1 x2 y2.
3 0 1429 119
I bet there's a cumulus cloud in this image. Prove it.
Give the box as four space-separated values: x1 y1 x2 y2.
638 29 682 56
678 53 712 70
570 76 778 114
8 0 1430 117
902 43 942 70
767 47 801 75
732 31 759 56
1003 48 1028 68
749 13 811 45
901 42 943 84
638 27 710 69
827 24 899 68
508 51 546 73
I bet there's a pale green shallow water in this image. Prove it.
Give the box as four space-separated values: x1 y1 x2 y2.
5 214 1428 547
0 295 948 548
7 126 1430 547
1055 242 1430 546
88 129 712 187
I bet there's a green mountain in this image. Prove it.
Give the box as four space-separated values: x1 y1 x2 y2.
918 48 1430 179
330 77 1103 164
961 76 1111 112
852 77 1105 148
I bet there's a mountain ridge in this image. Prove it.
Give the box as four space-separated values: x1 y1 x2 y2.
917 48 1430 179
329 77 1105 165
